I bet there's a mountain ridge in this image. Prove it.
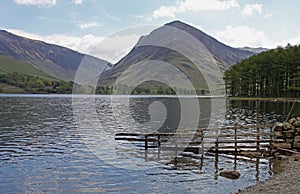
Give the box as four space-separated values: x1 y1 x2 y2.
98 20 256 90
0 30 111 81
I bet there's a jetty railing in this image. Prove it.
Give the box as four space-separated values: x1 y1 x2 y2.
115 124 274 155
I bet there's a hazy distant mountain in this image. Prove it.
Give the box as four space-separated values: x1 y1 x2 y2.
99 20 255 90
239 47 269 53
0 30 111 81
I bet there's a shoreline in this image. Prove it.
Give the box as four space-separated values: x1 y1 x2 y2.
237 155 300 194
228 97 300 102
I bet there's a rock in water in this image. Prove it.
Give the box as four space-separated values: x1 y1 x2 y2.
219 171 240 179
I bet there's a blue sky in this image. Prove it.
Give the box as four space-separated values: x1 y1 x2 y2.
1 0 300 62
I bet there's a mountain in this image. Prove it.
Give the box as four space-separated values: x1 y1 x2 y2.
0 54 53 79
98 20 255 92
0 30 111 81
239 47 269 53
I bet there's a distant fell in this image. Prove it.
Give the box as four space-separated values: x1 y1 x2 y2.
99 20 256 92
0 30 111 81
165 21 254 68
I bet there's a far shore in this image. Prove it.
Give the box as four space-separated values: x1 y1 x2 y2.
228 97 300 102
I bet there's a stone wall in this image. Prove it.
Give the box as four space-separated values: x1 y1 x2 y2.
273 117 300 150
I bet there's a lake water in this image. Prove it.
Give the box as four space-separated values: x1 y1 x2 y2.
0 94 299 193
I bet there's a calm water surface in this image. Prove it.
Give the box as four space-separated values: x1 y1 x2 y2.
0 94 299 193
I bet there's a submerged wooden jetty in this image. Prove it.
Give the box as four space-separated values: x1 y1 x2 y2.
114 124 278 180
115 124 274 156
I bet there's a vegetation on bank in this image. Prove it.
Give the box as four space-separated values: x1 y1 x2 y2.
96 83 209 95
227 97 300 102
4 44 300 97
0 72 209 95
224 44 300 98
0 72 73 94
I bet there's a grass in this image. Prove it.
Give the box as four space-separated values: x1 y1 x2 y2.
0 54 54 79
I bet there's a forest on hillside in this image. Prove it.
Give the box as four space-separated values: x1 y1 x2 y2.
0 72 73 94
224 44 300 98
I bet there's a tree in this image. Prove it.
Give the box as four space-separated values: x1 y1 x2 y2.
224 44 300 98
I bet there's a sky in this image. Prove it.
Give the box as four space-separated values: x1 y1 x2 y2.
1 0 300 63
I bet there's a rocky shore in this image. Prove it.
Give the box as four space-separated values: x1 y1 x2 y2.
237 155 300 194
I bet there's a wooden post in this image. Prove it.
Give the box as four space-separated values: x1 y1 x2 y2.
255 158 260 181
256 100 260 152
234 124 237 153
215 130 219 180
269 126 273 155
157 134 161 147
215 128 219 153
145 134 148 150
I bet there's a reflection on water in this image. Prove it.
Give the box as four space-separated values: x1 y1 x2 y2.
0 95 299 193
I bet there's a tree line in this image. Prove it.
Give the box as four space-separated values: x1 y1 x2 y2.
96 84 209 95
0 72 73 93
224 44 300 98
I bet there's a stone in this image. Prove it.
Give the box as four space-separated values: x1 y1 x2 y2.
296 128 300 133
294 155 300 161
220 171 240 179
294 136 300 142
293 142 300 148
274 131 283 138
273 139 286 143
286 138 294 143
273 125 283 132
297 117 300 121
283 122 293 130
273 143 292 149
289 118 297 124
294 121 300 127
283 129 295 138
277 155 289 160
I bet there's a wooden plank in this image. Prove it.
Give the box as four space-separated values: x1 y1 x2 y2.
115 137 157 142
203 139 271 144
214 145 258 149
200 124 273 131
204 132 273 138
276 147 300 155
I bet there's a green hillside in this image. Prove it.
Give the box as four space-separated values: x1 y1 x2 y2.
0 55 74 94
0 54 53 79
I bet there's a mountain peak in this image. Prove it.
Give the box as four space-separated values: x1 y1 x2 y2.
163 20 254 68
165 20 186 26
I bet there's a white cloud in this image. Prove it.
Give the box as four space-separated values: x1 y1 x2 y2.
5 29 141 63
153 6 176 18
71 0 83 5
214 25 268 47
152 0 239 18
133 14 145 19
277 35 300 47
241 4 262 16
103 11 120 21
13 0 56 6
78 21 102 30
264 12 273 18
88 34 141 63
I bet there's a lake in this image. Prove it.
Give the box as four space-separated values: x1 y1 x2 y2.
0 94 299 193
